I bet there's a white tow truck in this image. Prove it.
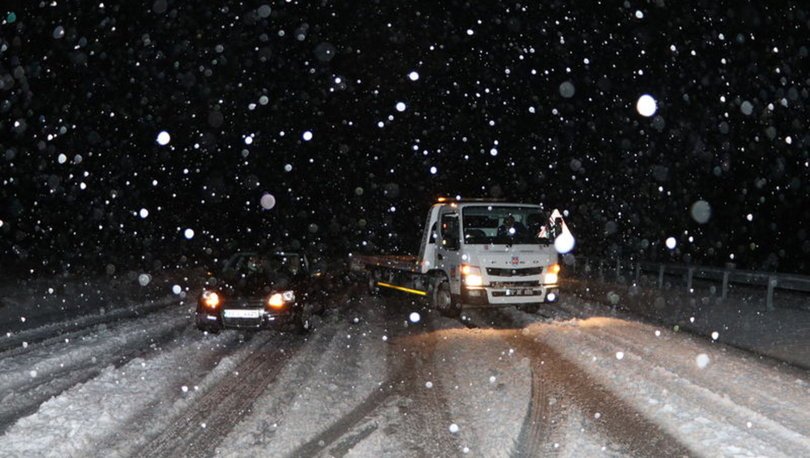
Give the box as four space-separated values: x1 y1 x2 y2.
352 198 573 316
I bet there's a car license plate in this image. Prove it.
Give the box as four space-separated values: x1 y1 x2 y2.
223 309 261 318
506 289 535 296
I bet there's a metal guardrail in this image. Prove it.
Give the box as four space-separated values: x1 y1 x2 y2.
569 257 810 311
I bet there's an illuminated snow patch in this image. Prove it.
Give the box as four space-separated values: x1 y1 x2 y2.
636 94 657 117
395 102 406 112
302 130 313 141
138 274 151 286
665 237 677 249
449 423 460 433
139 208 149 219
184 228 195 239
172 285 182 295
696 353 710 369
408 71 420 81
409 312 421 323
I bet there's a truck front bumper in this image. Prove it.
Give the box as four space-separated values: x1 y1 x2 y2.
461 284 559 307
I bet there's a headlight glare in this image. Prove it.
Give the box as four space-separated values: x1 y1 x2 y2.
202 291 220 309
462 264 484 286
267 293 285 309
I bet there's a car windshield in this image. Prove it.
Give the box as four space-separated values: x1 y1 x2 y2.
228 253 303 278
462 206 550 245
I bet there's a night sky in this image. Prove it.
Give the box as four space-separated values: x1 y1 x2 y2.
0 1 808 276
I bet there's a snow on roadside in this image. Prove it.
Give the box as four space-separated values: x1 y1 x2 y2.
0 327 257 457
0 305 188 401
515 313 810 457
0 295 178 354
0 273 184 337
215 299 389 457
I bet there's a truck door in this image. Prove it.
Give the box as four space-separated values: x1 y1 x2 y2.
437 210 463 294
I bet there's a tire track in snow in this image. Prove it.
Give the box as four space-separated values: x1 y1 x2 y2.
513 335 691 457
512 365 563 457
291 299 461 457
463 308 692 456
141 333 304 458
566 320 810 455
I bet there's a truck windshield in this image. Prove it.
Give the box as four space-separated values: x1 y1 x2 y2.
461 206 550 245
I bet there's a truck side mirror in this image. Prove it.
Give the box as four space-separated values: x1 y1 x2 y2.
440 214 460 251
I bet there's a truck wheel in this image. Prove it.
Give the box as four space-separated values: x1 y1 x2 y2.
434 281 461 318
518 303 540 314
367 271 381 296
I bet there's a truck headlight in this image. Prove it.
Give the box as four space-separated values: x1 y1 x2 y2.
461 264 483 287
543 263 560 285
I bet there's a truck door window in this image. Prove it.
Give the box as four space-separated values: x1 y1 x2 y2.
429 222 438 244
440 214 460 250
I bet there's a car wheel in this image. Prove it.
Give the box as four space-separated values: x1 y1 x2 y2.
433 281 461 318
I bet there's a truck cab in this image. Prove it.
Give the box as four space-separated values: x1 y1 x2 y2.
418 199 562 313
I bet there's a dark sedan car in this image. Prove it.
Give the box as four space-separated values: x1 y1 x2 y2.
195 251 325 334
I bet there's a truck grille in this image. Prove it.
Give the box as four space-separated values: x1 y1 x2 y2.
486 267 543 277
489 280 539 288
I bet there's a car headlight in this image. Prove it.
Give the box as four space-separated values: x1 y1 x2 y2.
461 264 483 287
267 290 295 309
202 291 220 309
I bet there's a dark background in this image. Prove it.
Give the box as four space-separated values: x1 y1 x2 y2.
0 1 807 276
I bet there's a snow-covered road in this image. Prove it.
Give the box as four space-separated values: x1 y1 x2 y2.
1 286 808 457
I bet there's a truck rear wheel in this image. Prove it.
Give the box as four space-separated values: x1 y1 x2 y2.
433 281 461 318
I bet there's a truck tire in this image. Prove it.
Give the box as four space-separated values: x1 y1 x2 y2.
433 281 461 318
